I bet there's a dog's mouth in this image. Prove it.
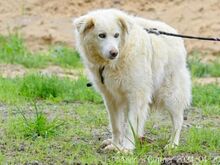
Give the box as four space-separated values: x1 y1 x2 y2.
109 56 117 60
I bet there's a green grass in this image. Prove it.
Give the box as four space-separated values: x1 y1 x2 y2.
192 83 220 117
1 69 218 109
187 51 220 77
0 153 4 164
2 102 219 164
0 74 101 104
0 34 49 68
181 127 219 153
0 34 82 68
200 105 220 116
6 104 65 140
192 84 220 107
168 127 220 164
171 127 220 154
48 46 83 68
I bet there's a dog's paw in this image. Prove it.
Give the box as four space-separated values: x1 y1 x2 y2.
103 144 133 154
102 139 112 146
119 147 133 154
100 139 112 149
103 144 119 152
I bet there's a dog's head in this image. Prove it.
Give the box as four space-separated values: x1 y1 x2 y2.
74 9 131 62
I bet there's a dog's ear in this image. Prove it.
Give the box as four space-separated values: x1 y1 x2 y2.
73 16 94 34
118 16 130 34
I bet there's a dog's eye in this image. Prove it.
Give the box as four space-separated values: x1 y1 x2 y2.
114 33 119 38
98 33 106 39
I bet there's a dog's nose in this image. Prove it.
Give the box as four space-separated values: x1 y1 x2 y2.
109 50 118 58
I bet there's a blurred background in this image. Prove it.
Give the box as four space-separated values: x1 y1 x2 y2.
0 0 220 54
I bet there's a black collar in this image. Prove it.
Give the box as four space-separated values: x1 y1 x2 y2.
86 66 105 87
98 66 105 84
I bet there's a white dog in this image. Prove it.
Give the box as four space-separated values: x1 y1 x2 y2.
74 9 191 152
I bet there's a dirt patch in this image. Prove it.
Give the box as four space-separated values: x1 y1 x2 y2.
40 65 82 80
0 0 220 54
200 54 219 63
0 64 82 79
0 64 26 78
194 77 220 85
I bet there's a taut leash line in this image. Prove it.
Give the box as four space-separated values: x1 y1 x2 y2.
145 28 220 42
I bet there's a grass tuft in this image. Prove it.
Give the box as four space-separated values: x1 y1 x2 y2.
188 52 220 77
6 104 64 140
19 74 102 103
19 74 65 100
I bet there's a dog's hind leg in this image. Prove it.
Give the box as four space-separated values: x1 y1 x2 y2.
163 70 191 147
167 107 184 146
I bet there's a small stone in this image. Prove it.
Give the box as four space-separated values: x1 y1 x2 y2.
18 144 25 151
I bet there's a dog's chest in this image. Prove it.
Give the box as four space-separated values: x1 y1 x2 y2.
102 67 125 93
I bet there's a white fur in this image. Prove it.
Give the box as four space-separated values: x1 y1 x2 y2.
74 9 192 151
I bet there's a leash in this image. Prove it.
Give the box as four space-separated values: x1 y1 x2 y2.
86 28 220 87
145 28 220 42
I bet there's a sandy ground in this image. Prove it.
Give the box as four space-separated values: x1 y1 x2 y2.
0 64 82 80
0 0 220 54
0 64 26 78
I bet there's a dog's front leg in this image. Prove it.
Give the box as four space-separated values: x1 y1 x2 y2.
122 97 142 151
102 95 123 151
